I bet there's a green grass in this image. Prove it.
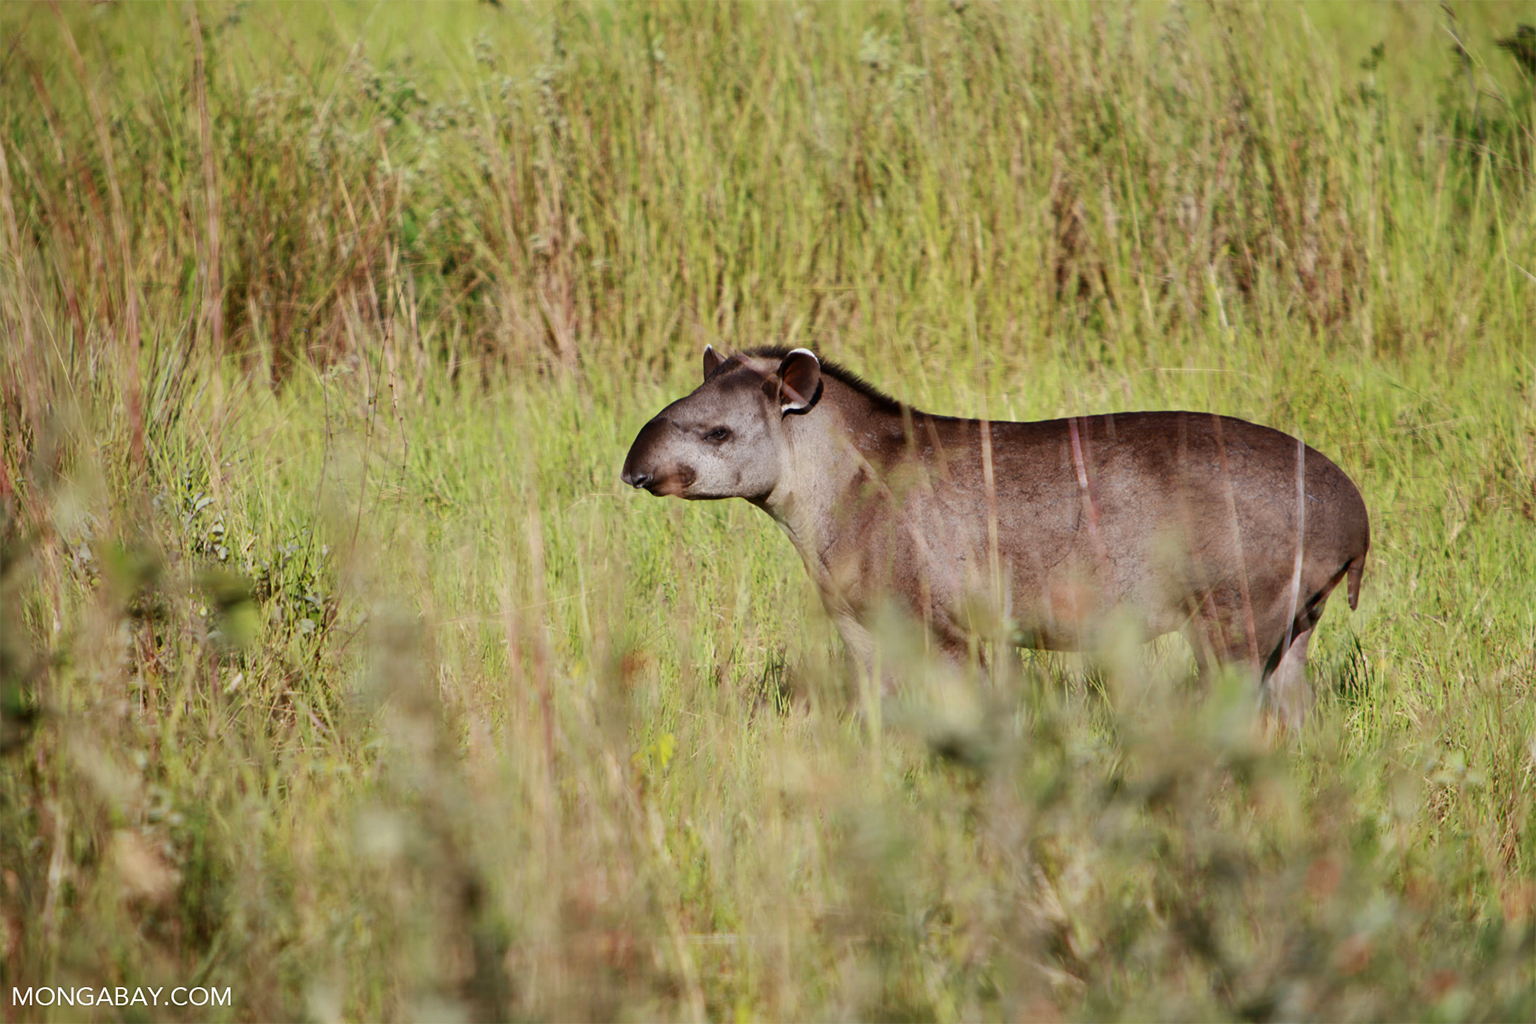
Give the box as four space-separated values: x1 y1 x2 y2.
2 1 1534 1020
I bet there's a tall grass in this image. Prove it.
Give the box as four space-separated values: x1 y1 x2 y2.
2 2 1533 1020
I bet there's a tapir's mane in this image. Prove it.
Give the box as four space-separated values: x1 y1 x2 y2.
729 346 905 415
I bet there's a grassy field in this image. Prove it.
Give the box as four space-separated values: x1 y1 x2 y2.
2 1 1534 1020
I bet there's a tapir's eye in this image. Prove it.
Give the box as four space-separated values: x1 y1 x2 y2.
704 426 732 443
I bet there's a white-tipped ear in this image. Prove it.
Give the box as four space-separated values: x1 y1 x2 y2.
702 345 723 382
775 348 822 414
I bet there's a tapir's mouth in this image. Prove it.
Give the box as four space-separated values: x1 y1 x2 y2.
653 466 696 496
621 464 695 497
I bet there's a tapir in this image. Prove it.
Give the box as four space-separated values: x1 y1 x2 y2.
621 346 1369 727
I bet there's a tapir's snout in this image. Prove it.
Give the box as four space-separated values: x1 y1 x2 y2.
622 417 677 495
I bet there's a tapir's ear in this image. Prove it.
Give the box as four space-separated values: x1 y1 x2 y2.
702 344 723 382
769 348 822 415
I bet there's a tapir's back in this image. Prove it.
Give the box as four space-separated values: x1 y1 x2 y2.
914 410 1369 650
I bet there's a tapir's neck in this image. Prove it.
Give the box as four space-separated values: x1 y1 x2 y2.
753 386 905 578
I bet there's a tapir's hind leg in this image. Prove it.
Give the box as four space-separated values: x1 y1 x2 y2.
1258 561 1353 732
1262 627 1313 733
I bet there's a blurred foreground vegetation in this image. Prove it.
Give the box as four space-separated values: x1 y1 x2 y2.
2 2 1534 1020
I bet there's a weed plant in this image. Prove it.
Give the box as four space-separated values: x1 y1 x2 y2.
2 2 1534 1021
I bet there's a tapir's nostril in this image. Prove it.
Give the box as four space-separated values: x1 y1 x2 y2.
622 468 654 489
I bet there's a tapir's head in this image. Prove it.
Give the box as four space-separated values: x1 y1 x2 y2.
621 346 823 500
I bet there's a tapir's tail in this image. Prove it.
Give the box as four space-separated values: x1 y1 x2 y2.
1345 553 1366 611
